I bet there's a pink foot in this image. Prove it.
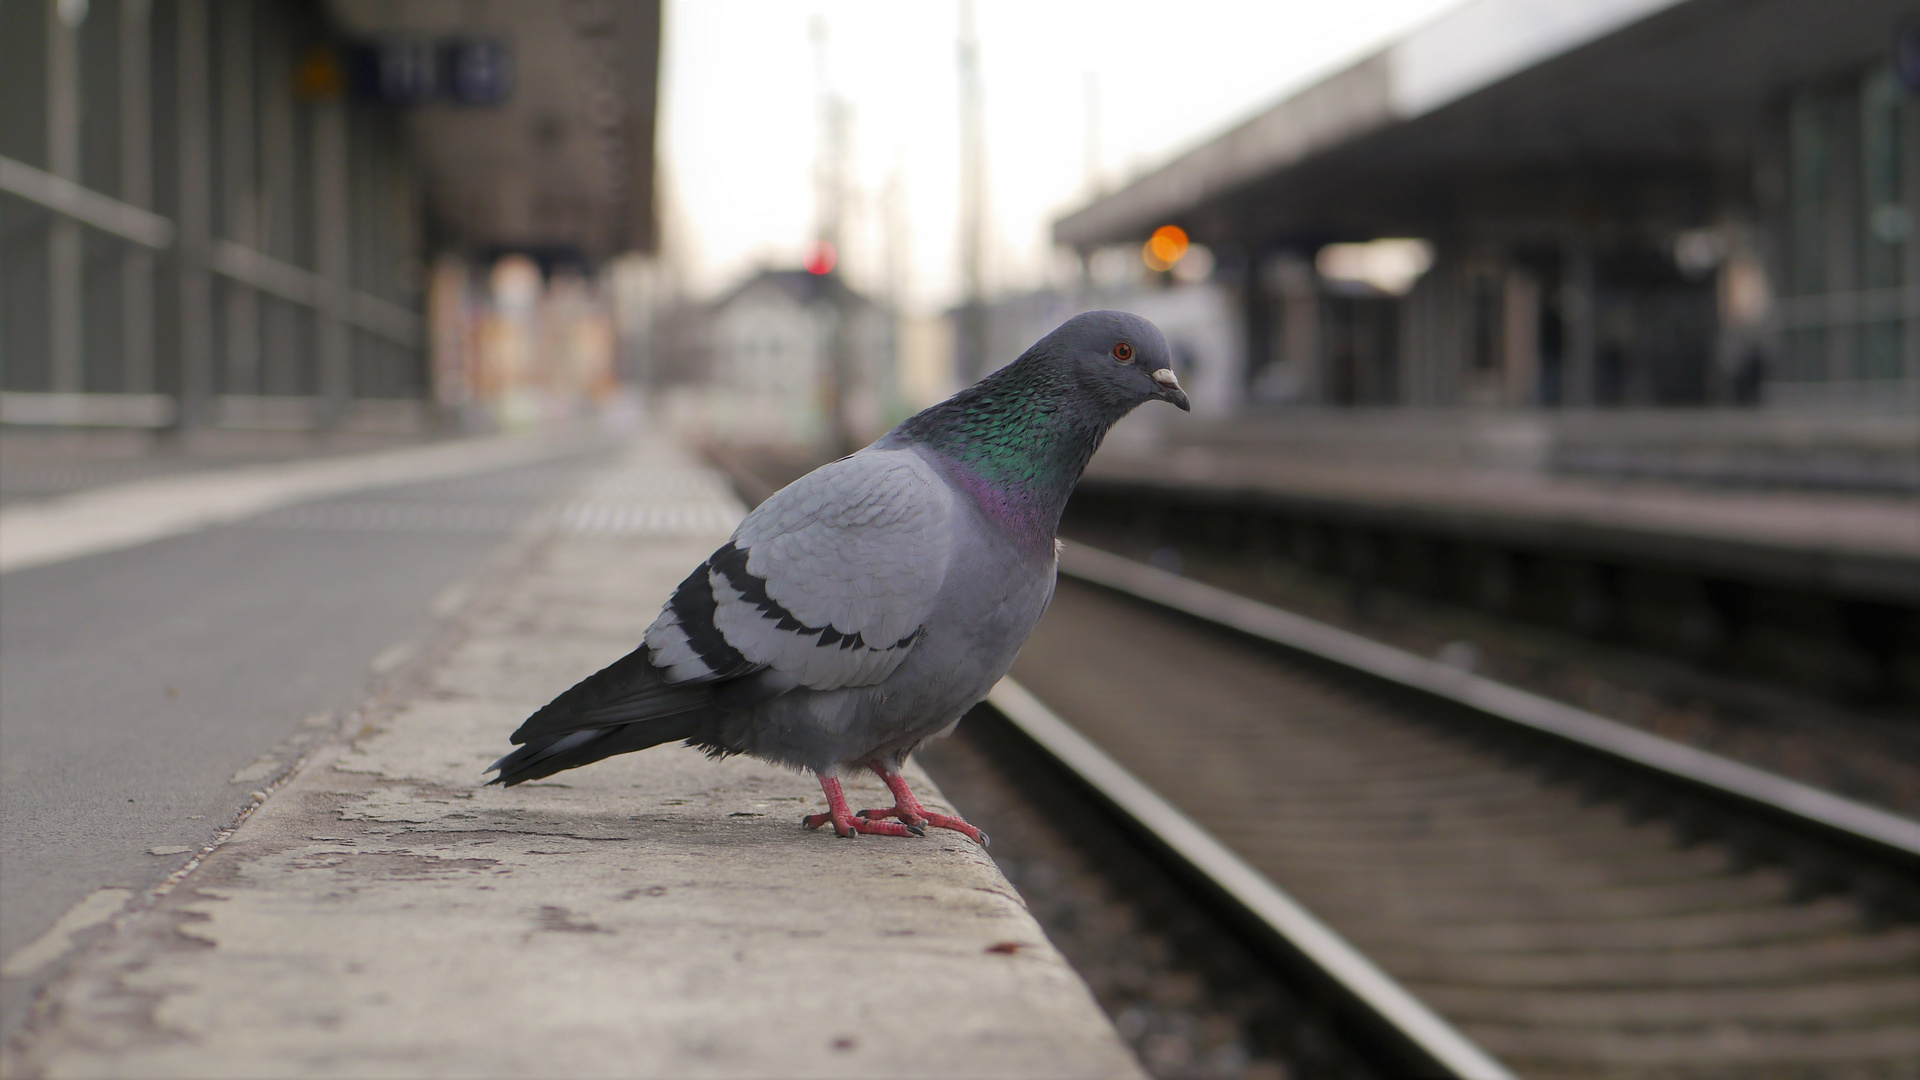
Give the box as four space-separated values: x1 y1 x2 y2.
802 775 923 839
858 765 990 847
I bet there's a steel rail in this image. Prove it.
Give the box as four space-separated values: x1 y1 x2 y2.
1057 540 1920 872
986 677 1518 1080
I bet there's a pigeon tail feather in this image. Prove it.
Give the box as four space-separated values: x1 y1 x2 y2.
507 644 716 747
488 713 712 786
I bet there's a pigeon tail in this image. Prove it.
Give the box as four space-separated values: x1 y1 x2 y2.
488 713 712 786
507 643 716 747
489 641 731 786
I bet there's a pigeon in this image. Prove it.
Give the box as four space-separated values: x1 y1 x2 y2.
488 310 1189 843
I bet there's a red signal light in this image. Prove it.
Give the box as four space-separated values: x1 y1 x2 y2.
805 240 837 276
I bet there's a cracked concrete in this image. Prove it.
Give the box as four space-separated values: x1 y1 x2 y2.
4 438 1141 1080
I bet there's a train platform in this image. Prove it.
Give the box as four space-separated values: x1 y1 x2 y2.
2 435 1140 1080
1090 409 1920 603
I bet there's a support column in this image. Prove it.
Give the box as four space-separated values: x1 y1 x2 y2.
1242 257 1273 398
1563 236 1596 406
121 0 155 394
1275 255 1321 404
48 0 83 394
220 0 259 395
1824 93 1860 385
177 0 213 428
1905 83 1920 387
257 8 296 395
314 98 351 424
956 0 986 383
1503 269 1540 406
1401 265 1434 405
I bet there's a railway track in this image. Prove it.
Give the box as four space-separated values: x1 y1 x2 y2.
980 542 1920 1079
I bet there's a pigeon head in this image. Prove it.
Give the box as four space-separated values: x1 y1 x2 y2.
887 310 1188 551
1035 309 1190 415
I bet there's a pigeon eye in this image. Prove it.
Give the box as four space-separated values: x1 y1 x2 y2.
1111 342 1134 363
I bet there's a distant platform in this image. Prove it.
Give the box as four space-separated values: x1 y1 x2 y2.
1091 408 1920 604
1144 407 1920 491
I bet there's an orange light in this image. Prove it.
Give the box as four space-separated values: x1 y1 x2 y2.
804 240 837 276
1142 225 1189 272
293 46 346 102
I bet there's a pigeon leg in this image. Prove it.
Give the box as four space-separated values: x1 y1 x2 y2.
802 774 922 839
858 765 990 847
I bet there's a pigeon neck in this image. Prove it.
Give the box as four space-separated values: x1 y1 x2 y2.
898 360 1119 552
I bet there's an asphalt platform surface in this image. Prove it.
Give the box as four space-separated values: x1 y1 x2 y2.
0 447 605 1037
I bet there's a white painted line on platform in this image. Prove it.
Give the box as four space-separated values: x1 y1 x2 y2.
368 641 416 675
230 757 281 784
1 888 133 978
0 429 597 574
429 579 472 617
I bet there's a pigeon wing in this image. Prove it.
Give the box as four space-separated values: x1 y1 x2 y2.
645 449 954 691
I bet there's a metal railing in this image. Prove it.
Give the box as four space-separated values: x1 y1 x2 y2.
1 153 424 429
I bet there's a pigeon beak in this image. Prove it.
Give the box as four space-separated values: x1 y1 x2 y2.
1150 368 1191 411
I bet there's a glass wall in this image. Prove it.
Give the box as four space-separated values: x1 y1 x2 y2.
0 0 426 428
1777 64 1918 404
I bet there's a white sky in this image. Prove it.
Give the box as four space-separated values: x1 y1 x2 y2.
659 0 1462 311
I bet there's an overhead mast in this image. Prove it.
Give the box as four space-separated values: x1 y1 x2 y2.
957 0 987 383
811 14 854 453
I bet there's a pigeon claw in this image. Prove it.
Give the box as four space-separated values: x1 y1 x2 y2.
865 765 991 847
806 771 986 843
801 809 853 836
859 809 929 837
803 809 919 839
855 817 920 838
806 775 922 840
918 811 988 847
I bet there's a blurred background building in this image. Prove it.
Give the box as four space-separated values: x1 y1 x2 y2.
662 266 897 446
1 0 660 435
1053 0 1918 488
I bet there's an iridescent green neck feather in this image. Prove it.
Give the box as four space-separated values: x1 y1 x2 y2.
890 353 1125 551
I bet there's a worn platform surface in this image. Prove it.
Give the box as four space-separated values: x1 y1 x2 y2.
3 437 1141 1080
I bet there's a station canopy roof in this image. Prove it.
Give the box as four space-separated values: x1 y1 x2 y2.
1055 0 1913 252
328 0 661 262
